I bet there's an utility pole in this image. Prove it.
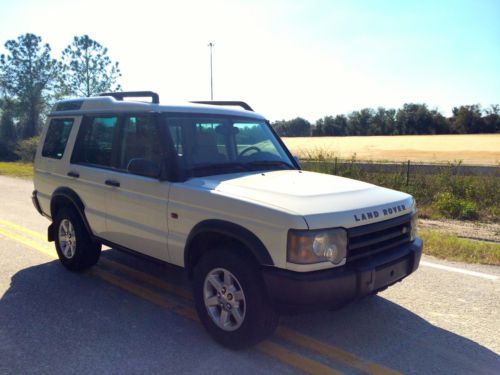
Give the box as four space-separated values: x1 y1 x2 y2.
208 42 214 100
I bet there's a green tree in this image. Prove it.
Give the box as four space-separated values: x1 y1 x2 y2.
272 117 311 137
0 33 58 138
0 96 19 160
450 105 484 134
395 103 442 135
0 97 17 141
430 109 449 134
59 35 121 97
314 115 348 136
482 105 499 133
347 108 373 135
370 107 396 135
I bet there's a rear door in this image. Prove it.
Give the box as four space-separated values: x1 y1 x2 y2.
69 115 119 237
103 113 171 261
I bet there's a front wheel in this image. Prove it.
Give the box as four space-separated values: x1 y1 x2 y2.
54 207 101 271
193 248 279 349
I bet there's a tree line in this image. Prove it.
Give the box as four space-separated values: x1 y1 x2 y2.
0 33 121 160
272 103 500 137
1 33 499 162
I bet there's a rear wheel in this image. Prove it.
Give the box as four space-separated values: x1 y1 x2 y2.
193 247 279 349
54 207 101 271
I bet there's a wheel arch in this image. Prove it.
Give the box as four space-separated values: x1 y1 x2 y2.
184 219 274 279
49 187 92 241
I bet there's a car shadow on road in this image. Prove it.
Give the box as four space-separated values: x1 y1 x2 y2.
1 254 498 375
281 294 500 374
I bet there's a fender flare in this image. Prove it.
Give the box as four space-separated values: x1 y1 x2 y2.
50 187 93 239
184 219 274 271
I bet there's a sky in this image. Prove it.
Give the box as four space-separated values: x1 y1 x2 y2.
0 0 499 121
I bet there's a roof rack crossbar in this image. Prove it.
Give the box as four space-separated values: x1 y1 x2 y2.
99 91 160 104
190 101 254 112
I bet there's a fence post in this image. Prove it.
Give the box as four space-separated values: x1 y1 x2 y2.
406 160 411 186
334 157 338 175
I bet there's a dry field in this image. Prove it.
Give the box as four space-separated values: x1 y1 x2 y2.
282 134 500 165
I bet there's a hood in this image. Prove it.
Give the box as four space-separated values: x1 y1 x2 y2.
185 170 414 229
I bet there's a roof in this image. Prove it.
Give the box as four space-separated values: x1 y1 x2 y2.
50 96 266 121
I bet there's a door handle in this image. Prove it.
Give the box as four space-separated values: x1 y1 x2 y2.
67 171 80 178
105 179 120 187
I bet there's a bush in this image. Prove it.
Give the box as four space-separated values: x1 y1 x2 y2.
432 192 478 220
15 136 39 162
0 140 18 161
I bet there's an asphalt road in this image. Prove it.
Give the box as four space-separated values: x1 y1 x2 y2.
0 175 499 375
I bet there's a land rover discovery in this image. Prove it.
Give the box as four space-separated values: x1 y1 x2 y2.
32 91 423 348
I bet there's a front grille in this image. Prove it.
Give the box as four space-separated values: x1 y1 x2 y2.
347 213 412 261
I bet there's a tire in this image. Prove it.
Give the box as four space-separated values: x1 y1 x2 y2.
193 246 279 349
54 207 101 271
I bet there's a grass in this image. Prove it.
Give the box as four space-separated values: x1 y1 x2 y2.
0 162 33 179
420 230 500 266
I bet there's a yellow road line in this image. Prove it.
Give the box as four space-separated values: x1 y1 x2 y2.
89 267 179 310
0 218 47 241
89 266 346 374
276 327 401 375
99 258 193 301
100 254 400 375
0 218 401 375
0 223 344 375
108 256 400 375
0 227 56 259
257 341 343 375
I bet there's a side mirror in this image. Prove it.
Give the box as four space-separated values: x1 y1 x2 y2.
293 155 300 166
127 158 161 179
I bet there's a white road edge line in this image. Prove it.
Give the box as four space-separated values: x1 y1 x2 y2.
420 261 498 281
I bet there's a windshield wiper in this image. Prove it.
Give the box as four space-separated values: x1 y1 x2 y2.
246 160 295 170
188 162 251 173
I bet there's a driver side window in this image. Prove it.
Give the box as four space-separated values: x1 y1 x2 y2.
234 123 281 158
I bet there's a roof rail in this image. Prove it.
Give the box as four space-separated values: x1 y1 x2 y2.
99 91 160 104
190 101 254 112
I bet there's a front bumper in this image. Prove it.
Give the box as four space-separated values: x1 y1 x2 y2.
263 237 423 312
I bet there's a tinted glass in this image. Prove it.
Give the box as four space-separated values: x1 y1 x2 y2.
72 116 118 167
234 122 284 159
169 123 183 156
118 115 162 172
164 115 294 177
42 118 74 159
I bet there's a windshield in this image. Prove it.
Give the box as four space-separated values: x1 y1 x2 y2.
163 114 296 177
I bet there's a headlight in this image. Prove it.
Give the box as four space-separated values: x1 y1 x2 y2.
287 228 347 265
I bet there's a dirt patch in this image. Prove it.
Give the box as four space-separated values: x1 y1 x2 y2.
419 219 500 243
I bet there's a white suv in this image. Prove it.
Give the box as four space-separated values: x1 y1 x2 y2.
33 91 422 348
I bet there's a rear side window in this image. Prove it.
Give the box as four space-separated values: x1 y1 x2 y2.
71 116 118 167
42 118 74 159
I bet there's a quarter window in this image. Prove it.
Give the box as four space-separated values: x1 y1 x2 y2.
42 118 74 159
72 116 118 167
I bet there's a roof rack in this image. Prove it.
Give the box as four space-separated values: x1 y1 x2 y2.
190 101 254 112
99 91 160 104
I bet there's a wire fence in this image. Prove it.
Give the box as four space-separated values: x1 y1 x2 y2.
301 159 499 186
